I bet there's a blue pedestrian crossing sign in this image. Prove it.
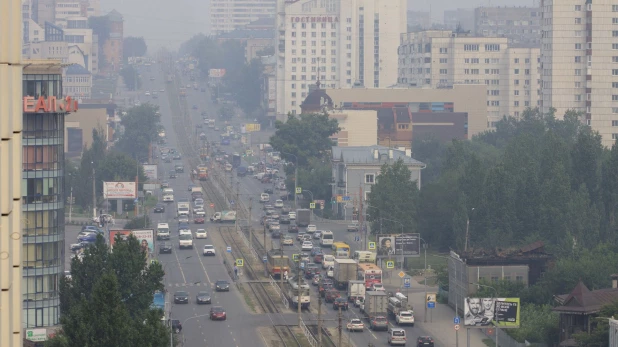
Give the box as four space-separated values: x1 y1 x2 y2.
386 260 395 269
226 246 232 253
292 254 299 261
368 242 376 250
236 259 244 267
454 317 460 324
263 256 267 263
403 277 411 288
427 302 436 309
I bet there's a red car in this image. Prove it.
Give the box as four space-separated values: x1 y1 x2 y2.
314 254 323 263
210 306 226 320
194 217 205 224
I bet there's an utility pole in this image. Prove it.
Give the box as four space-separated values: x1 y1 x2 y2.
92 164 96 219
297 261 302 327
248 197 253 251
317 295 323 347
338 306 343 347
235 182 239 233
359 184 364 250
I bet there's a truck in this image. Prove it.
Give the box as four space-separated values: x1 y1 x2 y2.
232 153 241 168
357 263 383 290
333 259 358 290
361 291 389 323
211 210 236 223
387 293 410 317
347 280 366 303
296 209 311 227
177 201 190 216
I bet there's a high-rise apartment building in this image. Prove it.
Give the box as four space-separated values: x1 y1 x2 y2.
1 0 24 344
444 8 475 32
474 6 541 46
398 30 541 127
540 0 618 146
211 0 276 34
275 0 406 120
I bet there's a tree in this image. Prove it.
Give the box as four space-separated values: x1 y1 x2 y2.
224 58 263 115
269 112 340 166
574 300 618 346
123 37 147 61
98 151 147 184
120 65 141 91
48 234 168 347
124 215 151 229
366 159 420 236
220 105 235 119
115 104 161 159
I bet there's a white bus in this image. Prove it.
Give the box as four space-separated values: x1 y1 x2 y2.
320 230 334 247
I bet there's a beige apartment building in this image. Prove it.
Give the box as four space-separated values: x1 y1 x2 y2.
540 0 618 147
398 30 541 128
328 110 378 146
211 0 275 34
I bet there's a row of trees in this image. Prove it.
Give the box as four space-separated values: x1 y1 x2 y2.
47 235 170 346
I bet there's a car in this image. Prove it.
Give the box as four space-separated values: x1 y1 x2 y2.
313 231 322 239
154 204 165 213
333 297 349 310
311 247 323 256
300 253 311 263
159 242 172 254
269 222 281 231
371 283 385 291
203 245 216 256
169 171 177 179
280 215 290 224
70 242 84 252
178 215 189 223
282 236 294 245
417 336 434 347
160 88 165 92
355 297 364 308
264 188 274 194
196 291 212 304
347 222 359 232
173 291 189 304
301 234 313 243
370 316 389 331
145 91 151 96
80 225 102 233
301 241 314 251
296 231 307 241
274 199 284 208
396 311 415 326
388 328 407 345
260 193 270 202
194 216 205 224
209 306 226 320
170 319 182 333
289 212 296 220
178 222 190 232
77 232 97 242
272 231 282 239
173 154 182 160
324 289 341 303
163 194 174 202
307 225 317 233
347 318 364 332
195 229 208 238
161 181 170 188
314 253 323 263
188 184 196 191
312 274 322 286
271 212 280 220
215 280 230 292
194 208 206 216
288 225 299 233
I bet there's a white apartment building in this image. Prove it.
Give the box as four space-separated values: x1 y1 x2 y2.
275 0 406 120
211 0 276 34
540 0 618 146
55 1 81 28
398 30 541 127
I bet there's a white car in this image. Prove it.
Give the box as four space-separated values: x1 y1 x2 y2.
269 223 280 231
313 231 322 239
301 241 314 251
346 318 364 332
307 225 317 233
160 88 165 92
163 194 174 202
195 229 208 239
395 311 415 326
260 193 270 202
371 283 385 291
194 208 206 217
289 212 296 220
145 91 151 96
203 245 216 256
282 236 294 245
274 199 284 208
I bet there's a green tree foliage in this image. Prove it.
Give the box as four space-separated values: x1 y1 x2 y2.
219 104 235 119
115 104 161 160
508 304 559 345
224 58 264 115
47 235 168 347
98 151 147 184
123 37 148 61
366 159 420 235
120 65 142 91
125 215 151 229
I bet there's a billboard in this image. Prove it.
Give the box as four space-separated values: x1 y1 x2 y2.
244 123 261 132
103 182 137 199
209 68 226 78
109 229 154 254
464 297 520 328
143 164 157 180
376 234 421 259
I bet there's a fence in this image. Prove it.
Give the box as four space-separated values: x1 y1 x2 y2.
300 319 318 347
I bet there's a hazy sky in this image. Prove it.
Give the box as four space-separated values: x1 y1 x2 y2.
101 0 537 51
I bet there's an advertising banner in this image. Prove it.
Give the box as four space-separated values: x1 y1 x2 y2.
143 164 157 180
132 229 155 253
209 69 226 78
244 123 261 132
376 233 421 258
109 230 132 248
464 297 520 328
103 182 136 199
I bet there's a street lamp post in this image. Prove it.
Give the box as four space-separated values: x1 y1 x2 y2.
304 189 314 220
281 152 298 209
470 282 499 347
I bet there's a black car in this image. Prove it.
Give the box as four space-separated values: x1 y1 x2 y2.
264 188 273 194
169 319 182 333
154 204 165 213
280 215 290 224
333 297 349 310
169 171 177 179
272 231 282 239
173 291 189 304
288 225 299 233
196 291 212 304
173 154 182 160
159 242 172 254
215 280 230 292
417 336 435 347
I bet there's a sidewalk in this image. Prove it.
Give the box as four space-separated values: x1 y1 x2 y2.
381 273 487 347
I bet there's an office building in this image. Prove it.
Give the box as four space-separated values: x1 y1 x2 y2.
1 0 24 344
22 59 76 330
540 0 618 147
398 30 541 127
275 0 407 120
211 0 275 34
474 6 541 46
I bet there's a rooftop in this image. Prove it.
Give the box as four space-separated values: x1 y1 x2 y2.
553 281 618 315
66 64 90 75
457 241 553 263
331 145 425 167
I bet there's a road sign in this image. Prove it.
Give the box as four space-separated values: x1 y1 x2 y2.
427 302 436 309
295 187 302 194
309 202 316 209
226 246 232 253
455 324 460 331
292 254 299 261
386 260 394 269
368 242 376 250
343 196 351 201
454 317 460 324
300 262 305 269
134 198 139 203
426 293 437 303
403 277 411 288
236 259 244 267
398 271 406 278
263 256 267 263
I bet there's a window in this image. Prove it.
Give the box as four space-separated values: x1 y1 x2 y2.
575 18 582 24
575 5 581 11
365 174 375 184
514 90 519 96
614 18 618 24
613 95 618 101
613 69 618 75
614 134 618 140
575 43 582 50
613 31 618 37
439 69 447 75
575 30 582 37
575 56 582 63
439 47 447 54
514 58 519 64
514 101 519 106
613 5 618 12
515 276 524 282
485 44 500 52
613 120 618 126
439 58 447 64
575 69 582 76
614 108 618 114
464 44 479 51
514 69 520 74
614 44 618 50
613 82 618 88
575 95 582 101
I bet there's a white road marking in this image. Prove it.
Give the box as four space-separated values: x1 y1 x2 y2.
193 241 213 285
172 239 188 283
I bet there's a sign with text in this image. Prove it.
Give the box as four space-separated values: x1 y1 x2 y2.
143 164 158 180
464 297 520 328
23 96 78 113
376 234 420 259
244 123 261 132
132 229 155 254
25 328 48 342
103 182 137 199
209 69 226 78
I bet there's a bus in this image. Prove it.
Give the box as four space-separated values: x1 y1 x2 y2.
320 230 334 247
331 242 350 254
353 250 376 264
356 263 382 290
232 153 241 168
288 282 311 309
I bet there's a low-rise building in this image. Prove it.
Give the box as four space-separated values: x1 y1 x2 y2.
63 64 92 99
328 110 377 147
64 103 110 157
331 145 425 219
